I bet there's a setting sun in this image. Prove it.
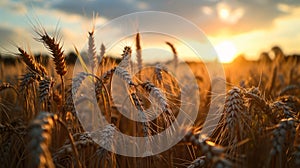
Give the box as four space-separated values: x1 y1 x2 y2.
215 41 237 63
219 8 230 20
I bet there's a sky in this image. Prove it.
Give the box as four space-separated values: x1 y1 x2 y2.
1 0 300 62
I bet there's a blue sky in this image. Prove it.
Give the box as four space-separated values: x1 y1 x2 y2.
1 0 300 62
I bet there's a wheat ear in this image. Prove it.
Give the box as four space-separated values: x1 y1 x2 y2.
0 82 17 93
88 30 98 74
129 92 153 156
166 41 178 70
39 32 66 76
279 85 300 96
155 63 163 83
187 156 206 168
93 124 117 167
27 112 57 168
271 101 296 119
99 43 105 73
214 86 250 159
118 46 132 69
136 33 143 76
39 77 53 111
267 118 297 167
53 132 98 166
18 47 48 76
94 77 112 123
71 72 89 97
141 81 169 113
225 87 245 133
114 66 134 86
182 128 232 167
28 112 82 168
39 32 67 106
130 93 151 137
19 72 40 92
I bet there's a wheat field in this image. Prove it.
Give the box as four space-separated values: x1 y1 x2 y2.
0 27 300 168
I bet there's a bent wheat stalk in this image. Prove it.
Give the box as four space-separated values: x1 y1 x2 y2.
18 47 48 77
166 42 178 71
38 31 67 106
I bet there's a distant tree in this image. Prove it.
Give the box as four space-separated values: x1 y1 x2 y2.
65 52 77 65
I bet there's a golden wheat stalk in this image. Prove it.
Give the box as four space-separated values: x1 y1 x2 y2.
118 46 132 69
99 43 106 74
38 31 67 106
114 66 134 86
181 128 231 167
38 32 67 76
100 43 105 64
39 77 54 112
88 30 98 74
100 67 116 84
267 118 297 167
94 75 112 123
18 47 48 76
39 77 53 102
28 112 82 168
166 41 178 70
141 81 168 112
244 90 271 112
271 101 296 119
27 112 57 168
225 87 245 132
71 72 89 97
130 93 151 137
0 82 18 93
53 132 98 166
136 33 143 75
87 124 117 167
19 72 40 92
155 63 163 83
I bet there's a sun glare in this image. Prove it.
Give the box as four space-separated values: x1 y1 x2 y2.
215 41 237 63
219 8 230 20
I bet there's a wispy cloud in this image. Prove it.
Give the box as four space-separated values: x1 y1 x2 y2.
0 0 28 15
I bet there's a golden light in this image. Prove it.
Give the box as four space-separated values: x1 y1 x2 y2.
215 41 237 63
219 8 230 20
217 2 230 21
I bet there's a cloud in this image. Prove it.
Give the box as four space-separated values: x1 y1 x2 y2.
0 25 39 54
50 0 141 19
201 6 213 16
0 26 14 41
0 0 28 15
216 2 245 24
277 3 292 13
45 0 300 36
